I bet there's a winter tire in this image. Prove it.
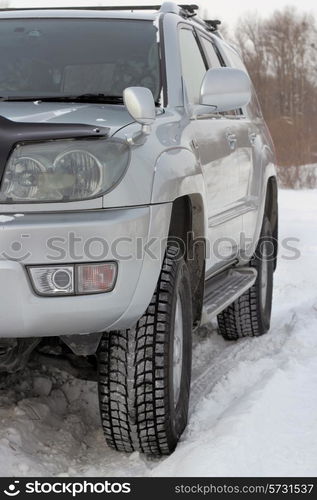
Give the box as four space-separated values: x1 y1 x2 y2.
98 245 192 456
217 216 274 340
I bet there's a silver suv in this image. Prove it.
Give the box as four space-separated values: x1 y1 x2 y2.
0 3 278 456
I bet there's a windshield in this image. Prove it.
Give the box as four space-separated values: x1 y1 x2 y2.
0 18 161 102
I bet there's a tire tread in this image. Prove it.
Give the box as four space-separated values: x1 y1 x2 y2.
217 217 273 341
98 246 183 455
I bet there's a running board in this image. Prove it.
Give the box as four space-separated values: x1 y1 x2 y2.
203 267 257 319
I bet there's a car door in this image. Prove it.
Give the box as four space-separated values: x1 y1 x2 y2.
178 27 243 274
216 41 262 253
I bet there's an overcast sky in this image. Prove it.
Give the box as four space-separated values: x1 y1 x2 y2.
4 0 317 29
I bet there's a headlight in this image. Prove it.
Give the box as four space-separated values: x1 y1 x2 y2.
0 138 130 203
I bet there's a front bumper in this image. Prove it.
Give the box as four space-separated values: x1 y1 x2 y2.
0 204 171 338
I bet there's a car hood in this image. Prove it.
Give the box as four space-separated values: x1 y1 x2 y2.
0 101 134 136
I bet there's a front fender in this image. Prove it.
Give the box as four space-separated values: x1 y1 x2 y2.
151 147 207 204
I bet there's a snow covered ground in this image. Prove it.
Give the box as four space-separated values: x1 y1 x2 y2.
0 189 316 477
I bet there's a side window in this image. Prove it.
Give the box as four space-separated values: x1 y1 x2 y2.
199 36 222 69
179 28 207 104
225 46 263 119
225 46 248 73
248 88 263 120
216 43 248 117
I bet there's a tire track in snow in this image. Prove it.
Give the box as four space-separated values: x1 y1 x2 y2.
190 310 297 409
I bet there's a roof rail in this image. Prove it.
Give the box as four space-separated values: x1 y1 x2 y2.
0 3 197 15
0 5 161 11
159 3 199 15
162 4 222 31
0 3 221 32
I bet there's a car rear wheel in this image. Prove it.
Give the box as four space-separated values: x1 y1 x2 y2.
97 245 193 456
217 216 274 340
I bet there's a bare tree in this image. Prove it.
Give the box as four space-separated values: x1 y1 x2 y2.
234 8 317 187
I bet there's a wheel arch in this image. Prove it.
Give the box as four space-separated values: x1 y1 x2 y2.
264 176 278 270
168 193 206 328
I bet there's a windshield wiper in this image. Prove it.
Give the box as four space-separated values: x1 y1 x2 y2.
0 94 124 104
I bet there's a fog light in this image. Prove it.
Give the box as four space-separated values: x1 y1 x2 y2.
52 269 73 290
77 262 117 294
29 266 74 295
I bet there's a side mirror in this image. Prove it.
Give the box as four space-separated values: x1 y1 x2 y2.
200 68 251 112
123 87 156 126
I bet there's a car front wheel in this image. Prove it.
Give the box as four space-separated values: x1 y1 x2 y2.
97 245 193 456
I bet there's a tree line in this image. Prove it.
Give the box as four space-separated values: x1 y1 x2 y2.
233 8 317 187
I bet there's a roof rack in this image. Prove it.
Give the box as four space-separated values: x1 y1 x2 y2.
0 5 155 11
0 4 197 13
0 3 221 32
205 19 221 31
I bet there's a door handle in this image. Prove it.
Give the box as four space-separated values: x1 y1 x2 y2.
226 131 237 150
249 132 257 145
191 138 199 150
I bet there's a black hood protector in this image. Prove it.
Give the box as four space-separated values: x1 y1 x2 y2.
0 115 110 181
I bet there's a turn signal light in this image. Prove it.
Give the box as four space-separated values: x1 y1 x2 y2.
77 263 117 294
